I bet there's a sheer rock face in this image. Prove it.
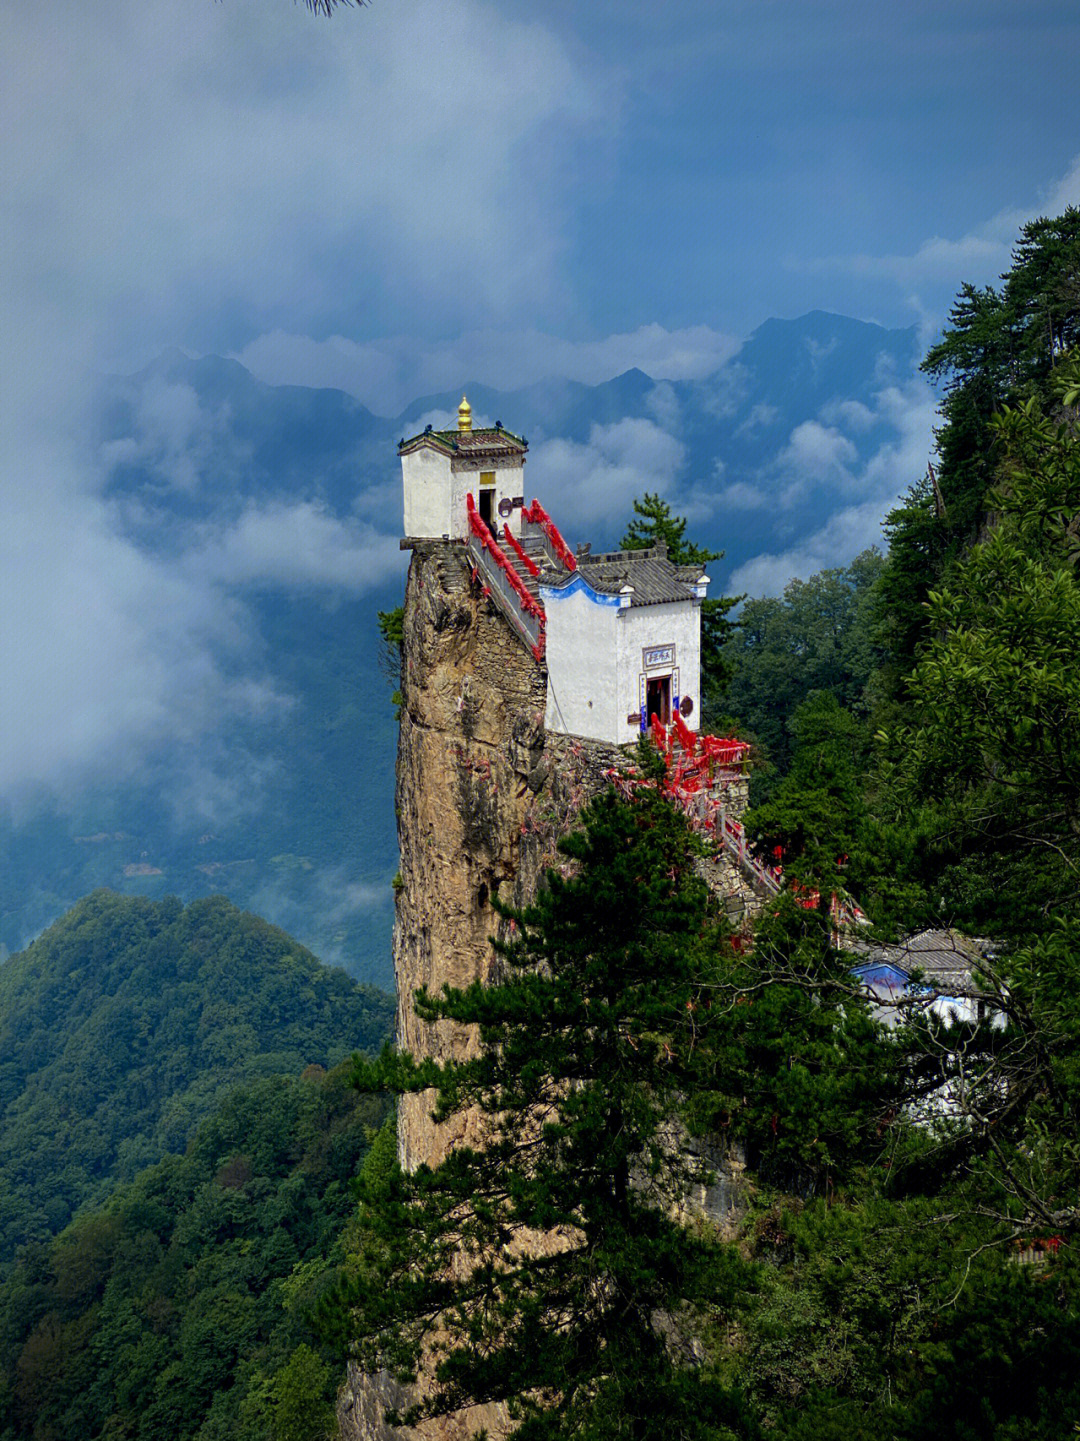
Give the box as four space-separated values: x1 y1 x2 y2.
391 542 634 1173
338 542 757 1441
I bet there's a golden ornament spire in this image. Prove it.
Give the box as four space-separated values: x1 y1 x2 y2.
457 395 472 432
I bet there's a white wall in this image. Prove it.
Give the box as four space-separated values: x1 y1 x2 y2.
402 444 526 541
402 446 453 538
542 581 622 742
616 600 702 745
543 582 703 746
453 457 527 541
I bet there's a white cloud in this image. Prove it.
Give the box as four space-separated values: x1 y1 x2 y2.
805 153 1080 335
0 437 281 799
531 418 685 540
190 502 403 593
5 0 602 800
729 376 937 596
244 863 393 974
778 421 859 495
106 375 253 494
4 0 612 368
734 403 780 437
645 382 681 433
819 398 876 433
715 481 768 512
233 324 741 415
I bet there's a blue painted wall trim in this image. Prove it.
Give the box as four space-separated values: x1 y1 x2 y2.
539 575 624 608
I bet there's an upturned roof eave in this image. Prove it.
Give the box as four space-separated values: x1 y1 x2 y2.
398 427 528 457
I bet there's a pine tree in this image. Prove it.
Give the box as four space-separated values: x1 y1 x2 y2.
329 785 751 1439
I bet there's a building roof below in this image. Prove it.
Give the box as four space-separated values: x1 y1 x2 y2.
851 928 990 997
541 541 707 608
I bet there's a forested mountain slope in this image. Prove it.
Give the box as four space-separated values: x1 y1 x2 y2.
327 212 1080 1440
0 1065 390 1441
0 890 393 1265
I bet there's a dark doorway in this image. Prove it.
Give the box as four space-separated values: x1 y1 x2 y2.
646 675 671 725
479 488 495 529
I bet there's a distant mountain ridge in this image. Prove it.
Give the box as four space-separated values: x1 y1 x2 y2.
102 311 918 569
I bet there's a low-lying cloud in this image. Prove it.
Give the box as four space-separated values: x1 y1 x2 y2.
190 503 402 594
728 376 937 596
531 418 686 544
0 0 611 805
0 442 276 800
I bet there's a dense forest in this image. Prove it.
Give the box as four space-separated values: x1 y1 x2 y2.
0 1067 390 1441
3 210 1080 1439
0 893 395 1441
0 891 393 1264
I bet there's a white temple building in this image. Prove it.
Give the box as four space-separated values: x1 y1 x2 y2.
399 398 710 746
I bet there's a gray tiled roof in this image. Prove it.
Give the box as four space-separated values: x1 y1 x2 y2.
541 542 707 608
398 426 527 457
852 928 989 995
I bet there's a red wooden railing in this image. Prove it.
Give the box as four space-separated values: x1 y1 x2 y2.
701 735 752 768
503 522 540 577
467 495 543 620
523 499 576 573
466 495 546 662
672 708 695 755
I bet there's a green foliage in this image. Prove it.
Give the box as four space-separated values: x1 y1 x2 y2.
378 604 407 713
724 551 884 786
0 1065 387 1441
620 492 720 567
268 1344 340 1441
726 1187 1080 1441
878 355 1080 935
877 208 1080 682
743 694 869 895
0 890 393 1267
328 787 755 1438
376 606 405 650
706 897 907 1200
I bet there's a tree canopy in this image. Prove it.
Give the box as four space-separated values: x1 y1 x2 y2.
0 1064 388 1441
330 784 756 1437
0 890 393 1266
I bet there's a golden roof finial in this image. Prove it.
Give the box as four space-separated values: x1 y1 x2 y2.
457 395 473 432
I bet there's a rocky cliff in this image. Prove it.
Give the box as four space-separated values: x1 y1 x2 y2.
339 541 759 1441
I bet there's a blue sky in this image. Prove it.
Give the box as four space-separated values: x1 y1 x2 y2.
2 0 1079 799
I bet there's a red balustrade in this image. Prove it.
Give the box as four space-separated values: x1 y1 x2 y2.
467 494 544 620
503 523 540 577
523 499 577 572
672 709 696 755
701 735 752 767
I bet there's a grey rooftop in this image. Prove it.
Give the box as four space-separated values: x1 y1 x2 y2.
540 541 708 608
